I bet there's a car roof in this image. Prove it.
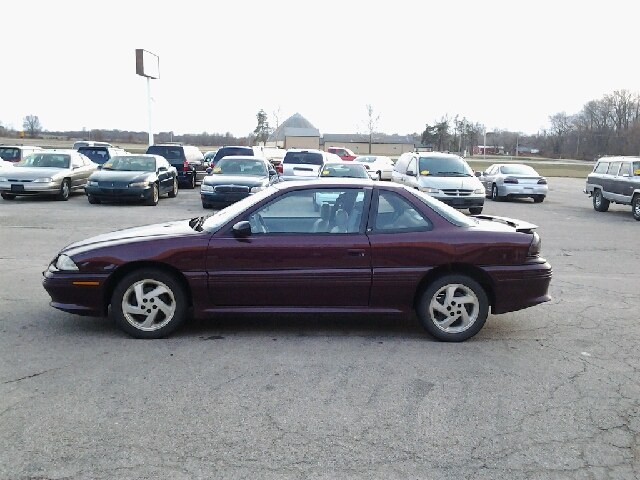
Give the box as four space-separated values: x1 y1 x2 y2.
0 145 43 149
218 155 265 161
274 178 388 191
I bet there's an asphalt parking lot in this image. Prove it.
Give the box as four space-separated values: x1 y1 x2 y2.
1 179 639 479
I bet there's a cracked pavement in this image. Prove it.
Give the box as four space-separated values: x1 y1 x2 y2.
0 178 638 479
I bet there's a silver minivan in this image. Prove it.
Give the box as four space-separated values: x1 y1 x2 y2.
391 152 484 214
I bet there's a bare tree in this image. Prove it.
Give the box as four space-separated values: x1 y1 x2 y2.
272 106 282 132
23 115 42 138
363 104 380 154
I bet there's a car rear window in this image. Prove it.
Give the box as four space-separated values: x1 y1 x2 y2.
78 147 109 164
146 146 186 161
283 152 324 165
213 147 253 164
0 148 19 161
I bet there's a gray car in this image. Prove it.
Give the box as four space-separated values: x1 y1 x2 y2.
0 150 98 201
478 163 548 203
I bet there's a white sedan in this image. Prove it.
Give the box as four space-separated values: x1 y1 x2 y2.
352 155 394 180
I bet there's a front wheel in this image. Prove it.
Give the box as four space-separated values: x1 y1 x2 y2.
111 269 188 339
145 183 159 206
87 195 101 204
57 179 70 201
416 274 489 342
593 188 609 212
469 207 483 215
168 178 178 198
1 193 16 200
632 195 640 221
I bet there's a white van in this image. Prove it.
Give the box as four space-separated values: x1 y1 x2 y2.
391 152 485 214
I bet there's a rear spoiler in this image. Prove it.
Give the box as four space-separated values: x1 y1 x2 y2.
473 215 538 233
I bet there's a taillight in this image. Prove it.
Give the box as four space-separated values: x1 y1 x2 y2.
504 176 519 184
537 178 547 185
363 164 369 170
527 232 541 257
276 164 283 174
183 160 189 172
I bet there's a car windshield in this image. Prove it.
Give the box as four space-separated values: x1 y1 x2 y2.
103 156 156 172
78 147 109 164
405 187 477 227
213 159 267 176
283 152 323 165
632 161 640 176
202 186 277 232
0 147 19 161
320 163 369 178
18 154 70 169
500 165 538 175
418 156 473 176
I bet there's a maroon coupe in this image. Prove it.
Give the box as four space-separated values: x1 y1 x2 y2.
43 179 552 341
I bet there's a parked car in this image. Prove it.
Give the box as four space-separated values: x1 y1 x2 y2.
0 158 15 170
0 145 44 162
84 154 178 206
42 179 552 341
584 156 640 220
327 146 357 161
145 144 204 189
200 156 279 209
281 149 342 181
477 163 548 202
0 150 97 201
319 162 370 179
209 146 257 168
77 145 129 167
352 155 394 180
392 152 485 214
72 141 113 150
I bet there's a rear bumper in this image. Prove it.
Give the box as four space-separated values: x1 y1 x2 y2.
486 260 553 314
499 184 548 197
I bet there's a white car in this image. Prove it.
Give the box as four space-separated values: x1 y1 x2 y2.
0 159 15 170
353 155 394 180
280 149 341 181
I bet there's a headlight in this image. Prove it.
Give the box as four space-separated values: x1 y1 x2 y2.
128 181 150 188
33 177 53 183
200 184 213 192
0 177 7 182
421 187 440 193
55 254 79 271
474 188 484 194
250 185 265 193
86 180 99 187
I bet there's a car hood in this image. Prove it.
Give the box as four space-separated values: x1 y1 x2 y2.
90 170 155 183
203 175 267 187
61 219 201 256
3 167 67 179
420 176 482 189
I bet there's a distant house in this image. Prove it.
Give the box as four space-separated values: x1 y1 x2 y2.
266 113 320 150
474 145 506 155
321 133 414 157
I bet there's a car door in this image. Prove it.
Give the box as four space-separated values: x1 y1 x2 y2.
602 161 621 199
482 165 497 192
612 161 634 202
69 154 88 188
156 158 172 192
206 187 373 308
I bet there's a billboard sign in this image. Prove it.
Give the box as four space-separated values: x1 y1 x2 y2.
135 49 160 79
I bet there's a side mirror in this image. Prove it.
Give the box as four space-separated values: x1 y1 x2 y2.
268 169 277 176
206 167 212 175
232 221 252 238
475 171 482 177
158 166 167 172
406 170 416 177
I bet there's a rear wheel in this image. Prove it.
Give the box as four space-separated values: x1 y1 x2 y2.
145 183 159 206
491 184 504 202
376 171 382 181
632 194 640 221
57 179 70 201
593 188 609 212
416 274 489 342
87 195 101 204
168 178 178 198
533 195 545 203
1 193 16 200
111 269 187 339
187 174 196 189
469 207 483 215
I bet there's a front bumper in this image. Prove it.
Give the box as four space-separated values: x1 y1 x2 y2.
432 193 485 209
85 185 153 200
201 190 251 206
42 269 109 317
0 181 61 195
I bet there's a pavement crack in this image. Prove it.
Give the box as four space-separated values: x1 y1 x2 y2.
3 367 61 384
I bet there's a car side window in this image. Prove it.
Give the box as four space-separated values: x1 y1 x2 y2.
594 162 609 174
407 158 417 175
247 188 367 235
618 163 630 176
373 191 432 232
632 161 640 176
607 162 621 175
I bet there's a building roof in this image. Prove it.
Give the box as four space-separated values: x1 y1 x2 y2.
268 113 319 141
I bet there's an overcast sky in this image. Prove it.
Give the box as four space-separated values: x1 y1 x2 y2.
2 1 638 138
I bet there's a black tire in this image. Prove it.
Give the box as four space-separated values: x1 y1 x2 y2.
592 188 609 212
202 202 212 209
469 207 483 215
632 194 640 221
87 195 101 204
416 274 489 342
187 173 196 189
145 183 159 206
1 193 16 200
491 184 503 202
168 178 178 198
111 269 187 339
377 171 382 181
533 195 545 203
57 179 70 201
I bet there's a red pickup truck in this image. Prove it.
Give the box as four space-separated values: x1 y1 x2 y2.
327 147 357 161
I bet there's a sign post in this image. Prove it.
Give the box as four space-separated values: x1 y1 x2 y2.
135 49 160 147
